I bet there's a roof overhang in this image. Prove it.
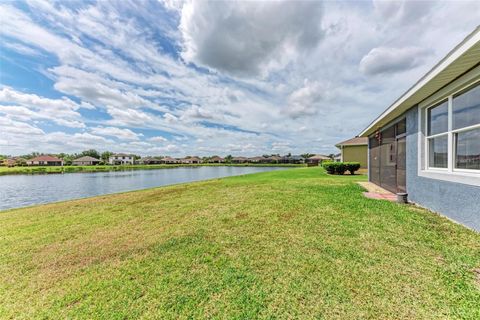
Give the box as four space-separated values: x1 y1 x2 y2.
359 26 480 137
335 143 367 148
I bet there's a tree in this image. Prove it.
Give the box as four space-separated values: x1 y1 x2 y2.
62 155 74 166
328 153 336 160
224 155 233 163
101 151 113 164
81 149 100 159
301 153 314 159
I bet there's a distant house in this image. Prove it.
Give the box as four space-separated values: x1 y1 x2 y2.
248 156 265 163
2 157 26 167
26 155 63 166
181 156 202 164
281 155 305 164
335 137 368 168
333 153 341 162
161 156 180 164
307 154 330 166
108 153 134 165
208 156 224 163
2 158 15 167
139 157 163 165
267 155 282 163
232 156 248 163
72 156 100 166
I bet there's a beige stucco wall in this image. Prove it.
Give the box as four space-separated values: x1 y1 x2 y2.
341 145 368 168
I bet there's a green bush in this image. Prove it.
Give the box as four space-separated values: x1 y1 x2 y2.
334 163 346 175
323 162 357 175
344 162 361 175
322 162 336 174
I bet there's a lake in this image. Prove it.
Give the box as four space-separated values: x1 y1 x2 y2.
0 166 290 210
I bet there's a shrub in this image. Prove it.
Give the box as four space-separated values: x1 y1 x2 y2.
334 163 346 175
344 162 361 175
322 162 336 174
322 162 357 175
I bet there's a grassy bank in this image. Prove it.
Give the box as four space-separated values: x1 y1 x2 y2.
0 163 303 176
1 167 479 319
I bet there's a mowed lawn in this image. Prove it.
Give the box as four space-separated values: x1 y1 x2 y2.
1 167 479 319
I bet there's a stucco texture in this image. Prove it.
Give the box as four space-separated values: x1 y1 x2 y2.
342 145 368 168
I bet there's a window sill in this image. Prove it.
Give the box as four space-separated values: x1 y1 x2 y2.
418 169 480 187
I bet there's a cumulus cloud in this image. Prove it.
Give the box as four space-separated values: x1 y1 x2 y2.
359 46 432 75
224 143 257 153
106 106 155 126
0 87 85 128
179 0 323 77
373 0 435 26
1 0 479 157
149 136 168 143
90 126 143 141
283 80 329 118
180 105 217 121
0 117 45 135
272 141 291 151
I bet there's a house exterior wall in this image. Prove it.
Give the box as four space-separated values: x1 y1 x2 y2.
404 106 480 231
108 156 134 165
342 145 368 168
27 160 63 166
72 160 98 165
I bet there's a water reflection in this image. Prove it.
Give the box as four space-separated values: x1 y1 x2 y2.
0 166 289 210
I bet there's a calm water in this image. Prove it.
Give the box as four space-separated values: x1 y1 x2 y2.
0 166 289 210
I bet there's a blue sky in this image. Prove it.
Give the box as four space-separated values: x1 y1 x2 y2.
1 0 479 156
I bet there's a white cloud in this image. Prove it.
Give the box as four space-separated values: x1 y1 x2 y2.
180 105 218 121
1 0 479 157
90 126 142 141
283 80 331 118
0 117 45 135
179 0 323 77
149 136 168 143
2 41 43 56
106 106 154 126
272 141 291 151
359 46 432 75
0 87 85 128
373 0 436 26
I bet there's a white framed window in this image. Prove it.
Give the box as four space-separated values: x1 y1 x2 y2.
425 99 449 170
419 75 480 186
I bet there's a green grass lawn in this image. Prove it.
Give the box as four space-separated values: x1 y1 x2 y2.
1 167 479 319
0 163 302 176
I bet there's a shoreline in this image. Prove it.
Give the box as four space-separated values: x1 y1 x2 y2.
0 163 305 176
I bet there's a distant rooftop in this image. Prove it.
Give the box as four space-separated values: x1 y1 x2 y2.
111 153 133 157
73 156 100 161
29 155 63 162
335 137 368 147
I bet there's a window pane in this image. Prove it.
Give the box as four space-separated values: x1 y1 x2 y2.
396 118 406 136
428 135 448 168
427 100 448 136
453 83 480 130
455 128 480 170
